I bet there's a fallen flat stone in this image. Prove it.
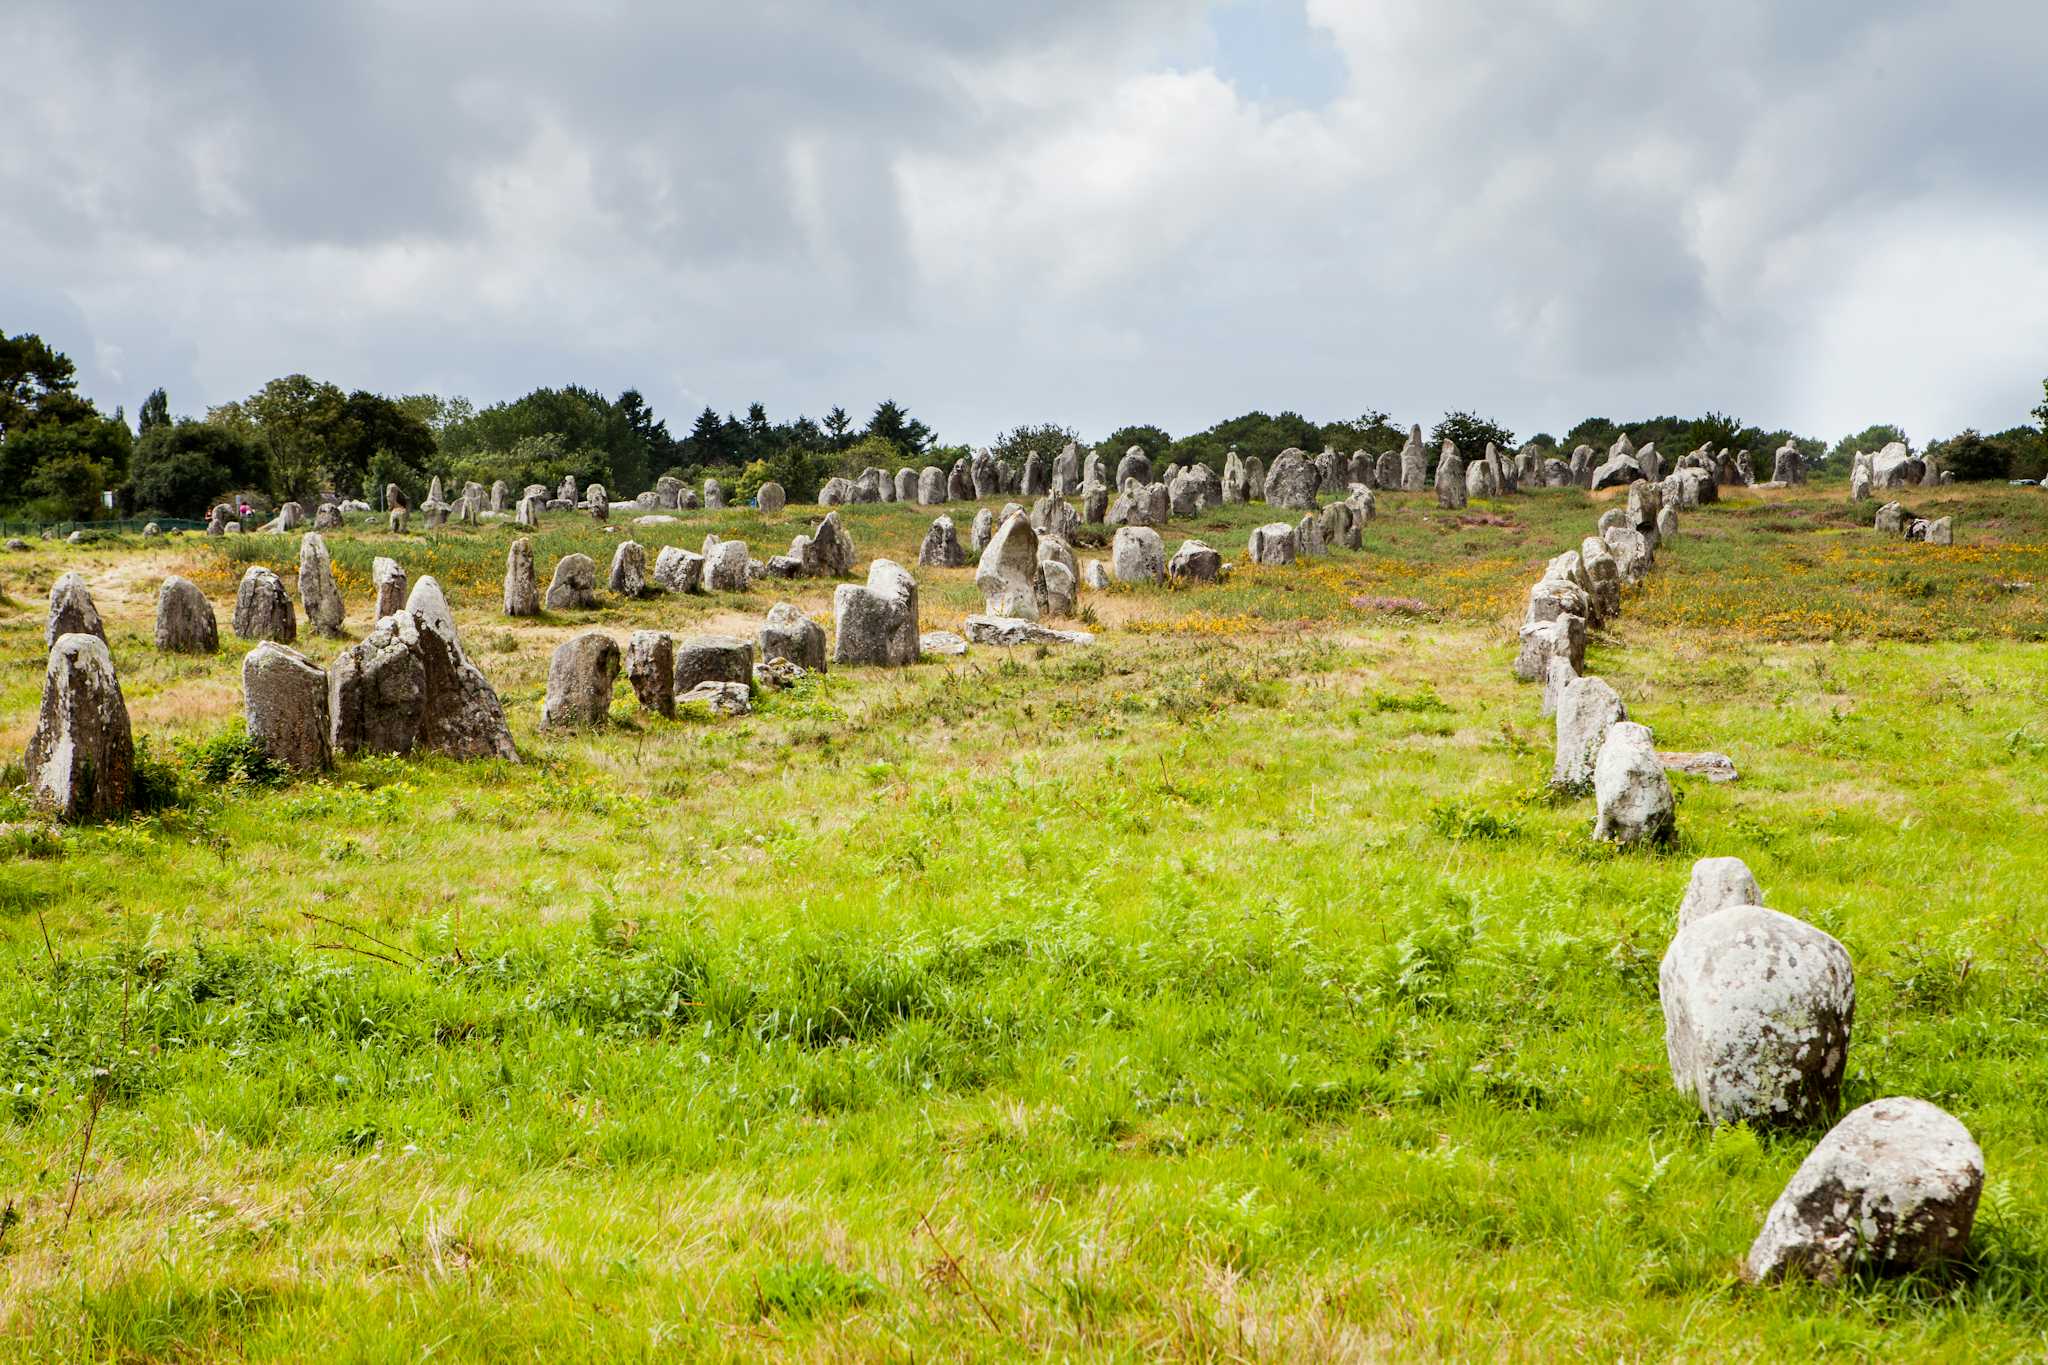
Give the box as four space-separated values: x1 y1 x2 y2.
962 615 1095 647
1660 751 1739 783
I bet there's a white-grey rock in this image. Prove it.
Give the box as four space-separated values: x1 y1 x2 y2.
1246 523 1296 567
756 481 786 514
46 572 105 647
833 559 921 666
976 512 1042 618
625 630 675 717
233 566 297 643
760 602 827 673
1661 904 1854 1126
25 633 134 819
1168 539 1222 583
1082 560 1111 590
1110 526 1166 584
1552 675 1626 790
1593 720 1674 845
673 634 755 693
540 630 620 730
608 540 648 597
1264 449 1320 510
963 615 1095 647
545 553 599 610
243 641 330 772
677 680 752 716
330 609 518 760
919 630 969 656
1678 856 1764 930
504 540 539 616
1745 1097 1982 1284
705 540 752 592
154 576 218 654
373 557 408 619
298 532 345 637
652 545 704 594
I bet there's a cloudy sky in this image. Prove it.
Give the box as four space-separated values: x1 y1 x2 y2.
5 0 2045 449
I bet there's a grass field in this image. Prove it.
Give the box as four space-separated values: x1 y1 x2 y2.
2 481 2047 1359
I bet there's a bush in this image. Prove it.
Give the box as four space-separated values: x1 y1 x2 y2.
177 720 289 789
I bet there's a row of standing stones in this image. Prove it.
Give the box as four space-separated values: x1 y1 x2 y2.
22 434 1989 1283
1507 450 1981 1285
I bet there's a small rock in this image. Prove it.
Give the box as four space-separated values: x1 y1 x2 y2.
920 630 968 657
1660 751 1739 783
962 615 1096 647
678 680 752 716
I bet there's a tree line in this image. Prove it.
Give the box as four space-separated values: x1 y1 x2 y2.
5 325 2046 522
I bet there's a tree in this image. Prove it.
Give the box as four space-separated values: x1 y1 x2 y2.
865 400 933 455
1925 429 2007 482
617 389 673 474
2 417 131 518
681 406 734 468
991 422 1079 466
822 405 853 451
440 385 646 492
208 374 349 503
1431 411 1516 453
129 420 271 517
1318 409 1402 455
137 387 171 436
335 392 436 498
0 328 96 435
2034 378 2048 432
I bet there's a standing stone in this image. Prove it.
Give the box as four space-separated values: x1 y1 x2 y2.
1222 451 1249 503
207 506 229 536
756 481 786 514
895 468 918 502
625 631 675 718
1592 721 1674 845
1875 502 1907 536
949 460 976 502
1657 505 1680 541
490 480 508 513
546 553 599 610
672 635 755 692
587 484 610 522
541 631 620 729
819 477 855 507
1434 443 1468 509
705 540 751 591
1079 482 1108 526
1553 675 1626 790
833 560 920 666
703 478 726 510
233 566 297 643
1019 452 1048 497
803 512 856 577
313 504 341 531
1661 904 1853 1127
653 546 704 594
1399 427 1427 491
608 541 648 597
976 513 1042 618
1772 443 1805 484
297 533 345 637
1320 501 1360 551
1052 444 1081 496
1592 436 1643 490
243 642 330 772
1745 1098 1982 1284
1264 449 1320 510
1168 539 1222 582
1516 614 1585 685
366 556 405 619
154 576 219 654
1465 458 1496 500
25 634 134 819
1374 450 1401 490
1031 495 1079 544
1037 536 1077 614
968 506 995 556
1110 526 1166 584
919 516 966 568
46 572 106 646
761 602 828 673
504 540 539 617
1928 516 1953 545
1116 448 1153 489
918 466 947 505
1295 513 1325 558
328 609 516 760
1246 523 1297 567
1346 484 1376 526
1679 856 1765 930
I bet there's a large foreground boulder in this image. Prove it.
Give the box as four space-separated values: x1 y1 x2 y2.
1660 905 1853 1127
243 642 331 772
1745 1098 1982 1284
833 560 920 666
25 634 134 819
330 610 519 760
155 576 219 653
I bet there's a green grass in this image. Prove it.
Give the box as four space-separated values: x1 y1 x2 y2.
2 485 2048 1358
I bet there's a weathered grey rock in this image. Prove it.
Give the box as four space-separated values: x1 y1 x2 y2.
1638 444 1663 484
672 635 754 693
756 481 786 515
329 607 516 761
545 553 599 610
404 575 458 650
586 484 610 522
920 630 968 657
608 541 649 597
652 546 703 594
918 466 947 505
516 494 543 528
918 515 966 568
1656 505 1680 541
1542 653 1578 718
1745 1098 1982 1284
976 513 1042 618
1553 675 1627 790
703 478 726 509
541 630 620 730
1115 448 1153 488
1593 721 1674 845
1579 536 1621 623
296 533 345 637
243 642 330 772
504 539 539 616
963 615 1095 647
1264 449 1320 510
313 503 341 531
895 468 918 502
373 557 407 619
207 506 228 536
1018 452 1048 498
833 559 921 666
1319 501 1360 551
1246 522 1296 567
1295 513 1325 558
1465 458 1496 500
1678 856 1764 930
705 541 751 592
857 467 888 503
233 566 297 643
949 460 975 502
805 512 856 577
972 451 1000 499
1772 443 1805 485
1516 614 1586 686
1221 450 1250 503
1869 441 1920 490
1038 557 1076 615
760 602 827 673
1874 501 1907 536
1169 464 1222 518
1110 526 1166 584
154 576 218 653
1399 427 1427 491
25 634 134 819
1082 560 1111 590
1661 904 1853 1127
1927 516 1952 546
1168 539 1222 582
1345 484 1376 526
1661 751 1740 783
677 681 751 716
1603 525 1653 585
46 572 105 647
1051 443 1081 496
1031 494 1079 543
1434 443 1468 509
625 631 675 717
818 476 856 507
